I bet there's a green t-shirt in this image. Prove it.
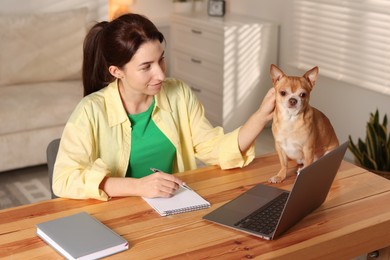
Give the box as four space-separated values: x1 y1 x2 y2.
126 98 176 178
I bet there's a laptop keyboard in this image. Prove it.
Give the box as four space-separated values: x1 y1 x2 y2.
234 192 289 235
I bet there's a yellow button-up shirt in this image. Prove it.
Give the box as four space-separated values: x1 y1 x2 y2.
53 78 255 200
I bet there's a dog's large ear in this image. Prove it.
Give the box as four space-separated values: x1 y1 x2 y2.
303 66 319 89
270 64 285 85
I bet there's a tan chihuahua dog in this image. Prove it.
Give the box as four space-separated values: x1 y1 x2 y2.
269 64 339 183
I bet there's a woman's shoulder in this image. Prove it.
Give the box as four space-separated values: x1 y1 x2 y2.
160 78 202 112
79 81 119 108
77 91 105 109
70 87 108 119
162 78 192 97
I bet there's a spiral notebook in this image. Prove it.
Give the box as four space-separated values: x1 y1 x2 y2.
143 185 210 216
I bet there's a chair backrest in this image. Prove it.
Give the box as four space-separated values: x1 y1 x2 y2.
46 138 60 199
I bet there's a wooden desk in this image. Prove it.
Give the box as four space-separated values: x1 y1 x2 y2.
1 153 390 259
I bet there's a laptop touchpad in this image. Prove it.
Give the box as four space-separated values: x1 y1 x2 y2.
224 194 269 214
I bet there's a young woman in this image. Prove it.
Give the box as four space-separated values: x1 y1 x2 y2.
53 13 275 201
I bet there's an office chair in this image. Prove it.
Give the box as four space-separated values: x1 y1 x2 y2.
46 138 60 199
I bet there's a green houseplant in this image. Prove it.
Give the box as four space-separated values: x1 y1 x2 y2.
348 109 390 178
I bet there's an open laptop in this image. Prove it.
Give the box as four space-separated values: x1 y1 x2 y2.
203 141 348 240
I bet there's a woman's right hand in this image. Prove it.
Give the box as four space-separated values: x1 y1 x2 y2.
138 171 184 198
100 171 184 198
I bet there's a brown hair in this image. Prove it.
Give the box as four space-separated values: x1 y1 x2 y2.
82 13 165 96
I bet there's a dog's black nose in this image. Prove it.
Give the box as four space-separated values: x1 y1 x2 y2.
289 98 297 106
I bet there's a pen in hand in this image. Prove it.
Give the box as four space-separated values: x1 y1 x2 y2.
150 168 193 191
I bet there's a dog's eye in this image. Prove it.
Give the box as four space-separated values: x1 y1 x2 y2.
280 91 286 96
300 93 306 98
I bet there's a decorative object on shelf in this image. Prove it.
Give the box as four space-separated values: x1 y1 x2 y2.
108 0 133 20
348 109 390 179
173 0 193 13
207 0 225 17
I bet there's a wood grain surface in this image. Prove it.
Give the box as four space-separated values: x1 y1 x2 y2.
1 153 390 259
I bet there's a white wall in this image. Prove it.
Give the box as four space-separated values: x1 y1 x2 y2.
131 0 173 24
2 0 389 162
227 0 390 162
135 0 389 162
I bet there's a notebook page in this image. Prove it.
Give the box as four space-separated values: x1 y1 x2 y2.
143 186 210 216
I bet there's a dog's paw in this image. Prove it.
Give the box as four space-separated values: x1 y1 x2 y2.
268 175 285 183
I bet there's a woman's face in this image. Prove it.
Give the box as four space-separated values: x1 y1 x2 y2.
118 40 166 96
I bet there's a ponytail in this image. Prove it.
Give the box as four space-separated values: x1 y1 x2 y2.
82 21 113 96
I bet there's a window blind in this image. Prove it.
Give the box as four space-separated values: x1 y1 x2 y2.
292 0 390 95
